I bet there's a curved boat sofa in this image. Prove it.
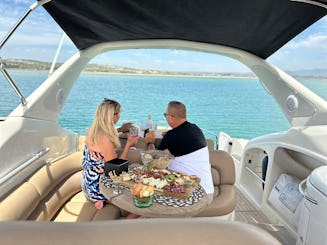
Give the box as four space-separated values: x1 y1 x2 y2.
0 138 235 222
0 219 281 245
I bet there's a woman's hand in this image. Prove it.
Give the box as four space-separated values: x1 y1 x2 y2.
90 151 104 161
120 135 139 159
126 135 139 148
93 166 104 174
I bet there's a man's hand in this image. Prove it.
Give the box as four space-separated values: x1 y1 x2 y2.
118 122 133 133
144 132 155 144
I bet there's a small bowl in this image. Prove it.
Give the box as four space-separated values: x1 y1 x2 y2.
141 150 174 169
151 158 171 169
140 152 153 165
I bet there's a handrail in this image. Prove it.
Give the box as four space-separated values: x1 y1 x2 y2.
245 166 266 184
200 128 219 150
0 148 49 185
299 178 318 205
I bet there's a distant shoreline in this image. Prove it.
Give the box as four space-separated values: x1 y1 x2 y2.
81 70 256 79
4 58 327 80
9 68 327 80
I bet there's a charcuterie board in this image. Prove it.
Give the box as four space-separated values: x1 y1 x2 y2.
108 165 200 200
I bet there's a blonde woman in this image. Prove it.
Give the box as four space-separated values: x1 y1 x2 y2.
81 98 138 209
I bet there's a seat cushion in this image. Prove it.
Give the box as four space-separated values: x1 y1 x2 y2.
54 192 121 222
209 150 235 185
28 152 82 199
28 171 83 221
196 185 236 217
0 183 41 221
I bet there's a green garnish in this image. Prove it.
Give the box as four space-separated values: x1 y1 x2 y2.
165 174 176 183
143 163 154 171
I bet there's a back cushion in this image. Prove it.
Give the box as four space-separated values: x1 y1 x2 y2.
28 152 82 199
211 167 221 186
209 150 235 185
0 183 41 220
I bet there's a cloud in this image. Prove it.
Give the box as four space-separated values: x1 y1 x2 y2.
288 34 327 49
3 31 70 47
13 0 32 4
269 16 327 71
131 52 149 57
171 50 190 55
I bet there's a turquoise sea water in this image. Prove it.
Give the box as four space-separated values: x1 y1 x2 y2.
1 70 327 139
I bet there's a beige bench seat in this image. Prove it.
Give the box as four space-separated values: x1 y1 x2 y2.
0 142 236 221
54 192 121 222
0 218 281 245
0 152 83 221
0 151 120 222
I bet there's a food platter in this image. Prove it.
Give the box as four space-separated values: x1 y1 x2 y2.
108 165 200 200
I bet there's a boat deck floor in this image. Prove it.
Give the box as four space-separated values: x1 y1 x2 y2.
235 187 296 245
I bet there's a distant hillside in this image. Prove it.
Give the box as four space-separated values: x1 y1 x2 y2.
2 58 254 78
4 59 56 70
287 69 327 78
3 58 145 73
3 58 327 78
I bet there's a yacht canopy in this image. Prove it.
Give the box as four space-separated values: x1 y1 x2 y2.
42 0 327 59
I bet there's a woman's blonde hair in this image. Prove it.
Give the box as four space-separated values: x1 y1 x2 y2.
88 98 121 148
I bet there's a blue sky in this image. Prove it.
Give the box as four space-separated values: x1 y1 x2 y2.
1 0 327 73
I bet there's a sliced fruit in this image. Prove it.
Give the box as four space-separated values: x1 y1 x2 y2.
130 182 143 196
165 174 176 183
140 185 155 197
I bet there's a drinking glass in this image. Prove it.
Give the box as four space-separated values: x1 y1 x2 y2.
129 126 139 137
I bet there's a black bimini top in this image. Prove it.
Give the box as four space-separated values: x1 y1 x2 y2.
42 0 327 59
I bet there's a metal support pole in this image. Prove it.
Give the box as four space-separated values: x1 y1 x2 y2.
0 9 32 51
0 0 52 51
0 59 27 105
49 32 66 76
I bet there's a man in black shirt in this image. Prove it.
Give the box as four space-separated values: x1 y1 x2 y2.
146 101 214 200
158 105 206 157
